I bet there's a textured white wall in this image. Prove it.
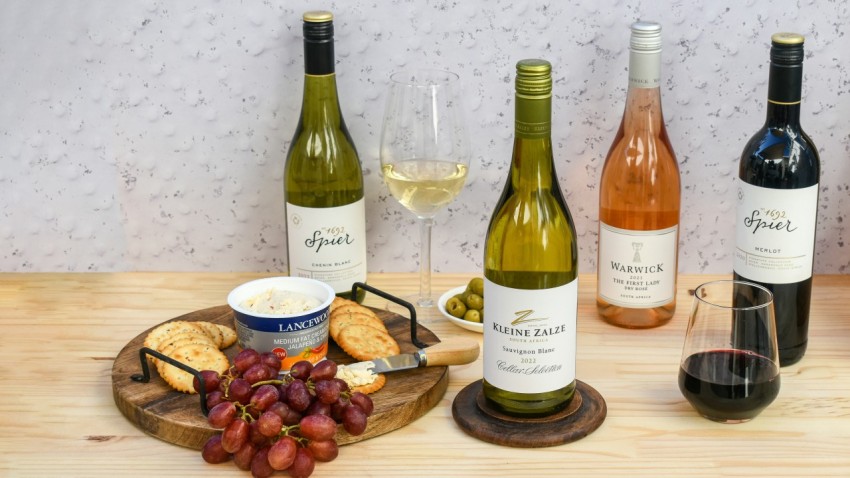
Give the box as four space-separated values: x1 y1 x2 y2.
1 0 848 274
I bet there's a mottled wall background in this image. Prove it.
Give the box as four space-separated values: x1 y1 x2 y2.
1 0 848 274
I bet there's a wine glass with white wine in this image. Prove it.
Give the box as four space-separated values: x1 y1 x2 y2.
380 69 470 307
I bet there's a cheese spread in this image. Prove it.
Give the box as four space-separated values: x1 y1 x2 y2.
240 288 321 315
335 364 377 387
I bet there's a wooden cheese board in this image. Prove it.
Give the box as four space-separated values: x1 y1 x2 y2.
112 304 447 450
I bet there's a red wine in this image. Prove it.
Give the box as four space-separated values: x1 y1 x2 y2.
733 33 820 366
678 349 780 422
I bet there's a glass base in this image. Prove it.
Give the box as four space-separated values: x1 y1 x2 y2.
382 293 434 315
417 296 434 308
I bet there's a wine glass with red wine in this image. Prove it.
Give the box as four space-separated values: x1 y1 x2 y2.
678 280 781 423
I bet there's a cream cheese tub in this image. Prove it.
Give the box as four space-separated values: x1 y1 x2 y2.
227 277 334 371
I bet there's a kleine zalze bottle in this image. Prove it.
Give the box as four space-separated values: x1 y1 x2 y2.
285 11 367 301
597 21 681 329
483 59 579 417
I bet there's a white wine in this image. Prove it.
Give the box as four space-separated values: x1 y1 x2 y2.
381 160 467 217
597 21 680 329
482 59 578 417
285 11 367 301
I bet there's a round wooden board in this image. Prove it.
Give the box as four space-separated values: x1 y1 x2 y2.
112 305 447 450
451 379 606 448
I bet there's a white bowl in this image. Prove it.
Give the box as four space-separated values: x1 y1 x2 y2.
437 285 483 333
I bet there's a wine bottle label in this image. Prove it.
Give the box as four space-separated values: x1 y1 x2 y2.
285 199 367 294
734 181 818 284
598 223 678 308
483 278 577 394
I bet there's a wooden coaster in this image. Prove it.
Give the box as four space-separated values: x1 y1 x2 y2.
451 379 606 448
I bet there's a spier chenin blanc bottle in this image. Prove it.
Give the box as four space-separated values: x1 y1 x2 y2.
483 59 579 417
285 11 367 301
734 33 820 366
597 21 681 329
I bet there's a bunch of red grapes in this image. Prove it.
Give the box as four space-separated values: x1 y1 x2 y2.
195 348 373 478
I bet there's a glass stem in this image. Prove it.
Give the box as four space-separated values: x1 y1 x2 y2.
417 217 434 307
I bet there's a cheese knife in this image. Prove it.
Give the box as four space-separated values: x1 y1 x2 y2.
342 337 479 374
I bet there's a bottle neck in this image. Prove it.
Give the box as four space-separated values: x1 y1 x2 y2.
512 93 554 191
628 48 660 89
623 48 664 132
304 28 334 75
301 33 341 126
301 75 341 124
765 61 802 127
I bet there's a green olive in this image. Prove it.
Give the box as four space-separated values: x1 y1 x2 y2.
445 297 467 318
468 277 484 296
463 309 481 323
465 293 483 311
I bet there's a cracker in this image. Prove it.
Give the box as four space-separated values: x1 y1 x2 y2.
335 324 400 361
216 324 238 348
154 331 215 363
330 309 387 338
194 321 224 348
158 343 229 394
158 330 215 349
330 296 357 313
352 373 386 395
331 303 379 321
143 320 206 351
158 337 217 359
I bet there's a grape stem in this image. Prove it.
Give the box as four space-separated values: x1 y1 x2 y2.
235 402 256 422
252 378 287 388
278 424 308 446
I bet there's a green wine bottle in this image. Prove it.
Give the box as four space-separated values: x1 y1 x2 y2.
285 11 367 302
482 59 579 417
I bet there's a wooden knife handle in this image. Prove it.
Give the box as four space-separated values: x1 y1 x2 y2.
421 338 480 367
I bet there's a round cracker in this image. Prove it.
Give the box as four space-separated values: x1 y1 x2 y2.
216 324 238 348
143 320 206 351
352 373 386 395
156 330 215 352
153 336 212 368
335 324 400 361
194 321 224 348
331 303 379 321
158 337 217 359
330 310 388 341
330 296 358 313
158 343 229 394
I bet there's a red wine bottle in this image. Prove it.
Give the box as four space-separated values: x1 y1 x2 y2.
733 33 820 366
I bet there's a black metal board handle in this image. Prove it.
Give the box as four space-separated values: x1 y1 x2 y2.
351 282 430 349
131 347 209 416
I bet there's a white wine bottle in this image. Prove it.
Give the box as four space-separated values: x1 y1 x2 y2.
734 33 820 366
597 21 680 329
482 59 578 417
285 11 367 301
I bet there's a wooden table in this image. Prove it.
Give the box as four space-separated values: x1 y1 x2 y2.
2 272 849 477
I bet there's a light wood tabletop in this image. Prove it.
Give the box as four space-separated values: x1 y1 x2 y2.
2 272 849 477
